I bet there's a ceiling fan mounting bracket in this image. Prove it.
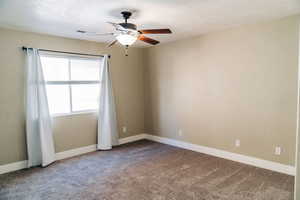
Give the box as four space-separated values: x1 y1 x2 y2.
121 11 132 23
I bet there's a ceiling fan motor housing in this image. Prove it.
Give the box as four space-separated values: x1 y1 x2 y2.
119 23 137 30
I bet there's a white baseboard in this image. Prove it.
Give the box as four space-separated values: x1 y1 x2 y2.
55 134 147 161
55 144 97 160
0 133 295 176
0 160 28 175
118 134 147 145
0 134 146 175
145 134 295 176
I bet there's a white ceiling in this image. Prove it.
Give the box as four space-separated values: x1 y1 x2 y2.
0 0 299 47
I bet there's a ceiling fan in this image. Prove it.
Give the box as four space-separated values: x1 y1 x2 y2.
77 11 172 49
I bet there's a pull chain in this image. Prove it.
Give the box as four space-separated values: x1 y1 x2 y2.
125 45 129 56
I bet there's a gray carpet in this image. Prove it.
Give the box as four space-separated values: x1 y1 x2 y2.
0 140 294 200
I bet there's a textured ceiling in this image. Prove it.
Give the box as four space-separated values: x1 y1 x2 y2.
0 0 299 47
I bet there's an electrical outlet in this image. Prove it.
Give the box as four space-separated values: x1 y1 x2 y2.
275 147 281 155
235 139 240 147
122 126 127 133
178 129 183 137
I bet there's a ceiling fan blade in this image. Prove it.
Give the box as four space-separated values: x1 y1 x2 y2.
107 21 119 27
138 29 172 34
77 30 87 33
107 40 117 47
77 30 114 36
107 22 126 31
94 33 115 36
138 35 160 45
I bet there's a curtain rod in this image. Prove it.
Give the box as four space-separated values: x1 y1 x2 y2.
22 46 111 58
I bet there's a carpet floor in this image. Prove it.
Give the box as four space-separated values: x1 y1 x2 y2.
0 140 294 200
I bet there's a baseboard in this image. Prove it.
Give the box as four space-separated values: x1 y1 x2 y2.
145 134 295 176
55 144 97 160
0 160 28 175
118 134 147 145
0 134 146 175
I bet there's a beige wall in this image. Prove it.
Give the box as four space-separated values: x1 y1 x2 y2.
295 22 300 200
0 15 299 168
0 28 146 165
145 16 300 166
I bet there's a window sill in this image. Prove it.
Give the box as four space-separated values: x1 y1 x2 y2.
52 110 98 118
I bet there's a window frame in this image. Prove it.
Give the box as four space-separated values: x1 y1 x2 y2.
40 52 102 117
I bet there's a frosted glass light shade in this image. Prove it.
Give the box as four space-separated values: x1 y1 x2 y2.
116 34 137 46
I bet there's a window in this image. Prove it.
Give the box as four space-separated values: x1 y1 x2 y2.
40 54 101 115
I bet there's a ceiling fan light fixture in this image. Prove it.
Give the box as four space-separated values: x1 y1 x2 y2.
78 11 172 49
116 33 137 46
